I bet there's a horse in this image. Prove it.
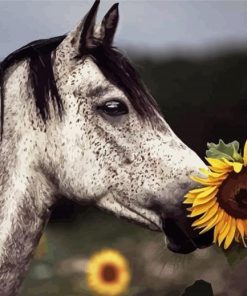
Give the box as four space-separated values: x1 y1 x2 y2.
0 1 213 295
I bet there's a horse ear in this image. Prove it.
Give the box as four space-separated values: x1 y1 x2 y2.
54 1 100 73
101 3 119 45
78 0 100 51
60 0 100 55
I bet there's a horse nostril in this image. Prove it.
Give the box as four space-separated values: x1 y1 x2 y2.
162 215 214 254
162 217 197 254
147 200 164 216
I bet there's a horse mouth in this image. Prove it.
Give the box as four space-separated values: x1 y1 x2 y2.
162 218 213 254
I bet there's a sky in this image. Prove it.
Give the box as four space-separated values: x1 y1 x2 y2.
1 0 247 58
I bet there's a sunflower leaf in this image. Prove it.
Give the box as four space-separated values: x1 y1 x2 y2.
206 139 243 163
222 243 247 267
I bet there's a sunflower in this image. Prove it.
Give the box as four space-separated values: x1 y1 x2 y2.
184 140 247 249
86 249 131 296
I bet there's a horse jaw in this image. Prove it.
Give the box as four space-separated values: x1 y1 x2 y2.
96 193 162 231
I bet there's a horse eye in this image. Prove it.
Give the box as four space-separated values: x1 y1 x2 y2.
97 100 129 116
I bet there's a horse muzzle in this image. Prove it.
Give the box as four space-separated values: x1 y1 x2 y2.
162 216 213 254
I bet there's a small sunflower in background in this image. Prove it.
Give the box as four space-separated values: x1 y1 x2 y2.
184 140 247 249
86 249 131 296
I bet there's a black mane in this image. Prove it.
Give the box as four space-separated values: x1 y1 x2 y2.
0 35 66 139
0 35 160 139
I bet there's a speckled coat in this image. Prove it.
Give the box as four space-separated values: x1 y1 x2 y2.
0 1 206 295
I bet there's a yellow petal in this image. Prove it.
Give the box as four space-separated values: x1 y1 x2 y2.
190 175 221 186
204 209 224 236
235 221 246 246
184 192 197 198
199 168 227 180
199 213 219 234
196 186 218 199
214 225 220 243
218 216 232 246
191 202 219 226
244 220 247 235
222 158 243 173
235 233 240 243
213 210 225 243
183 198 195 204
236 219 245 245
244 140 247 166
209 166 231 174
206 158 231 169
199 168 227 178
208 171 228 178
224 218 236 249
199 168 211 176
207 174 228 182
192 192 216 206
187 186 211 194
190 199 216 217
203 202 219 219
233 163 243 173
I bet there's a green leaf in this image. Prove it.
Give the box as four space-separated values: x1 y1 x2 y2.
223 243 247 267
206 139 243 163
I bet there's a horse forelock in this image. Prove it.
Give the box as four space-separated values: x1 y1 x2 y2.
0 34 163 140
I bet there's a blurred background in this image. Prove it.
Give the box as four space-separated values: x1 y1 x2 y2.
1 1 247 295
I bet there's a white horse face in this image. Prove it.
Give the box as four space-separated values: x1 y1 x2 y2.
49 1 213 254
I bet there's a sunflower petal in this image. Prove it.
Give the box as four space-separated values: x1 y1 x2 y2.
190 175 221 186
213 210 225 243
236 218 245 246
184 192 197 198
206 158 231 169
187 187 211 194
218 216 232 246
190 199 216 217
196 186 218 199
224 218 236 249
208 171 228 178
233 162 243 173
209 166 232 173
207 174 228 182
199 213 219 234
199 168 227 178
196 188 218 201
244 140 247 166
244 220 247 235
222 158 243 173
199 168 211 176
183 198 195 204
191 202 219 226
192 192 216 206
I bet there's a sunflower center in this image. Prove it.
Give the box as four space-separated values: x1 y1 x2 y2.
235 188 247 207
218 169 247 219
100 263 119 283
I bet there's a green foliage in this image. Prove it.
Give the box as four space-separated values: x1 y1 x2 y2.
206 139 243 162
222 243 247 267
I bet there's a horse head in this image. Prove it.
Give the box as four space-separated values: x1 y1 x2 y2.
41 0 212 254
0 1 213 264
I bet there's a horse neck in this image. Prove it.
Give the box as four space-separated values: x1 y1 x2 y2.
0 60 54 296
0 175 52 295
